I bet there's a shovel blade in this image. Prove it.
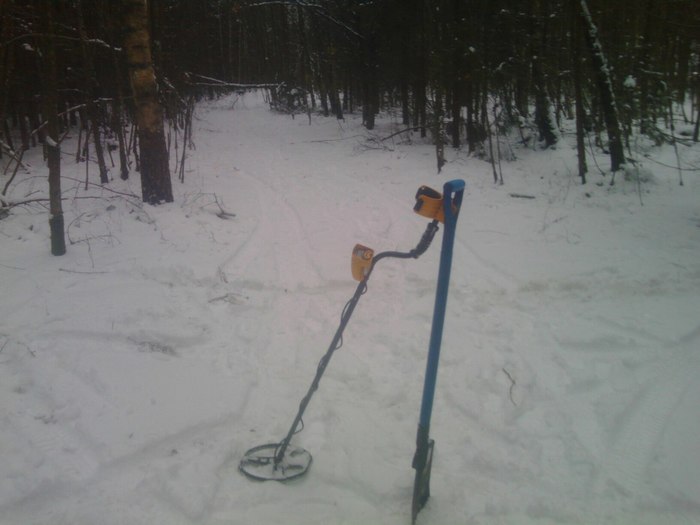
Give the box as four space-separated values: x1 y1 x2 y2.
411 437 435 524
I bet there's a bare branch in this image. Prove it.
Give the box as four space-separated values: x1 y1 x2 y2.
1 33 121 52
502 368 517 406
240 1 363 40
378 126 424 142
60 177 140 199
58 268 109 274
186 73 280 90
2 146 28 196
2 195 109 209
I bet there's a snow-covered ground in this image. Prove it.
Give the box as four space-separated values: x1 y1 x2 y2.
1 92 699 525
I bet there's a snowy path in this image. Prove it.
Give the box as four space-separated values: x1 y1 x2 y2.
1 93 700 524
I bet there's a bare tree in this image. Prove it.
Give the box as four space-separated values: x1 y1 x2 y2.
77 1 109 184
578 0 625 173
571 0 587 183
122 0 173 204
40 0 66 255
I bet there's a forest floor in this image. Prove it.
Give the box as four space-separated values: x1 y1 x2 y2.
1 92 699 524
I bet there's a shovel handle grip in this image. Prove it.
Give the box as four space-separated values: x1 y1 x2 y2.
441 179 465 226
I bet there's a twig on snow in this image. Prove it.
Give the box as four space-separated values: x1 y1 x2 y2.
502 367 517 406
58 268 109 274
378 126 424 142
509 193 536 199
213 194 236 219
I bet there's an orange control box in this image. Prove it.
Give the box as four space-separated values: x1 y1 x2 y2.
351 244 374 281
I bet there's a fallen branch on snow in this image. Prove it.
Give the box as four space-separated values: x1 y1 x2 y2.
509 193 536 199
502 367 517 406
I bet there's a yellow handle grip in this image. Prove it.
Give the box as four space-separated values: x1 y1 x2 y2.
351 244 374 281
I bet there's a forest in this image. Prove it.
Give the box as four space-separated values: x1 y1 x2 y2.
2 4 700 523
0 0 699 254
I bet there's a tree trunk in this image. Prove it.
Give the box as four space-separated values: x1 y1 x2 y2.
19 111 30 151
413 0 427 138
465 75 477 152
362 33 377 130
694 93 699 142
78 3 109 184
579 0 625 172
533 61 558 148
0 5 14 150
122 0 173 204
400 38 410 126
2 119 13 152
434 88 445 173
40 0 66 255
694 61 700 142
636 0 654 135
532 0 558 148
450 0 464 149
112 55 131 181
572 7 587 184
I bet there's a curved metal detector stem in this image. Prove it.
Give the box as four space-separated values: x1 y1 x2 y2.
240 219 440 482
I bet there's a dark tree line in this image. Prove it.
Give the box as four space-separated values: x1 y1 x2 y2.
1 0 183 252
0 0 699 252
1 1 185 201
223 0 698 178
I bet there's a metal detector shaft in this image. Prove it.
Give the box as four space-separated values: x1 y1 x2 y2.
272 219 440 467
273 275 365 466
412 179 465 523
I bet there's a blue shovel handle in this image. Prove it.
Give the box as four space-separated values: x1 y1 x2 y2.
412 179 464 524
418 179 464 428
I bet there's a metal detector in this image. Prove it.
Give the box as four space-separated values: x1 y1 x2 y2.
239 181 465 523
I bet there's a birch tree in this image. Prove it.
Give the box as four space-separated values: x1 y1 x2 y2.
122 0 173 204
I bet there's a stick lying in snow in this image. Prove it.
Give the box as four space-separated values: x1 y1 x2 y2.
213 194 235 219
58 268 109 274
502 368 517 406
508 193 536 199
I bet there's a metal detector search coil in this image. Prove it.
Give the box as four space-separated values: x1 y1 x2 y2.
239 443 312 482
351 244 374 281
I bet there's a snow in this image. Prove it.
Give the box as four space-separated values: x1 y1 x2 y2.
1 92 699 524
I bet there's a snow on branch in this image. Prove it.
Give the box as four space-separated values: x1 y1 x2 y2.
243 0 324 8
241 0 363 40
186 73 281 90
85 38 121 52
1 33 121 52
